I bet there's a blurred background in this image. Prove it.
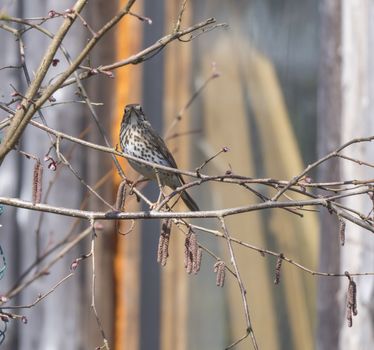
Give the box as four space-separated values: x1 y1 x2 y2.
1 0 373 349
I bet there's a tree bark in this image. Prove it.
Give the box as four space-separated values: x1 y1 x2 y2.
0 1 117 348
340 1 374 349
316 1 342 350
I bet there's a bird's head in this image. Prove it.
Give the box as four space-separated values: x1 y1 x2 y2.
122 104 147 124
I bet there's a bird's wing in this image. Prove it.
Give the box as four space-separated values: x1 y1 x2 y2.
143 122 186 184
144 122 179 168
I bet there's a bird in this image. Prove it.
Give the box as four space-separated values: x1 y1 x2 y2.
119 103 199 211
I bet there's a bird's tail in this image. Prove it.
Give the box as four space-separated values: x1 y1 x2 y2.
181 191 199 211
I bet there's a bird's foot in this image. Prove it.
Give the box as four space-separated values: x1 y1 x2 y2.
149 191 167 211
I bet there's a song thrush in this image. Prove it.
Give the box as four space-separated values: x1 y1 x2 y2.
119 103 199 211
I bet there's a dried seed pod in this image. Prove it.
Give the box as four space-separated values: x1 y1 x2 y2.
214 261 226 287
189 232 198 262
345 273 358 327
157 219 171 266
184 230 199 274
157 235 164 264
274 253 283 285
184 246 193 274
184 235 189 269
115 180 127 211
346 305 353 327
348 280 357 316
339 219 346 246
184 235 193 274
192 248 202 274
32 160 43 205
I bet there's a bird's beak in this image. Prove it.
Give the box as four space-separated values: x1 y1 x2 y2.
128 105 140 117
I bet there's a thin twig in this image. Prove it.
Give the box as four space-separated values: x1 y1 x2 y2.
2 273 74 310
0 0 89 163
90 220 110 349
191 224 374 277
0 0 138 164
164 65 220 139
1 191 373 232
271 136 374 201
219 217 258 350
6 226 92 299
174 0 188 33
60 18 221 88
17 118 373 194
